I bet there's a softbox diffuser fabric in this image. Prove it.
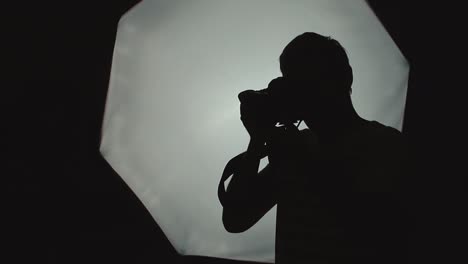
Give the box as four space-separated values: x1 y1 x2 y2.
100 0 409 262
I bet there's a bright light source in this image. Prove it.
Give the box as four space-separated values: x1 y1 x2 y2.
100 0 408 262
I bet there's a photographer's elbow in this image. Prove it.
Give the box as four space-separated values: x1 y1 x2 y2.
222 208 249 233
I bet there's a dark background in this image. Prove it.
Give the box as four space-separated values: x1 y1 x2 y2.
4 1 461 263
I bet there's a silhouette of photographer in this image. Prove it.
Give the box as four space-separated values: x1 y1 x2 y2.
218 32 409 264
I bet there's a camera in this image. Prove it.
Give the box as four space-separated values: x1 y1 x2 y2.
238 77 302 127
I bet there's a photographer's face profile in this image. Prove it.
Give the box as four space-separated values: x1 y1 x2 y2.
291 83 349 132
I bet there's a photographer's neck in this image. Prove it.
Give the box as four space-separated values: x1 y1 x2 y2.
305 98 365 145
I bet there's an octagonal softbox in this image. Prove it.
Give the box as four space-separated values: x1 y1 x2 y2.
100 0 409 262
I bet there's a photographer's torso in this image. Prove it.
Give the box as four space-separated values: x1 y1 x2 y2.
271 121 408 264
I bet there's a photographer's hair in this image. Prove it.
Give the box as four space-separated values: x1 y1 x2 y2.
279 32 353 95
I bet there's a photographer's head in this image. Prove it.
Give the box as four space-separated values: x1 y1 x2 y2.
280 32 352 95
278 32 362 137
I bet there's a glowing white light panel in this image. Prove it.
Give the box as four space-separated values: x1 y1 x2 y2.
100 0 409 262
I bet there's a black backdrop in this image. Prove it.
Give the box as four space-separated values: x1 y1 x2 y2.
5 1 460 263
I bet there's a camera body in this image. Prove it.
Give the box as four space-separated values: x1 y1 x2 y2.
238 77 302 126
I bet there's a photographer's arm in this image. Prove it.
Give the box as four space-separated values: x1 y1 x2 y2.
222 137 277 233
